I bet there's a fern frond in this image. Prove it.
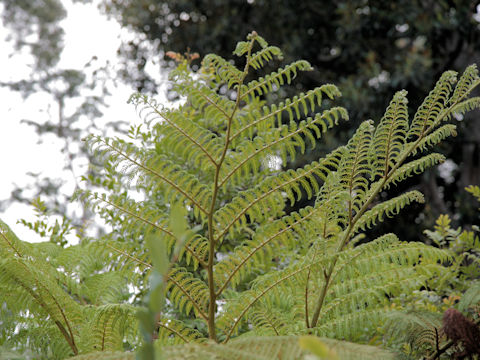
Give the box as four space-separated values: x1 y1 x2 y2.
384 311 442 352
370 90 409 179
449 64 480 104
214 147 345 239
248 307 289 336
248 45 284 70
0 219 29 257
166 267 209 319
458 281 480 311
334 234 450 283
83 304 137 352
353 190 425 234
449 96 480 119
218 260 313 340
411 123 457 156
156 318 204 345
383 153 446 189
312 308 387 339
203 54 243 89
143 156 211 216
80 190 172 239
230 84 343 142
215 205 325 292
0 250 82 355
407 70 457 139
79 191 208 269
322 267 436 324
182 82 236 129
220 106 347 187
130 93 223 167
339 120 375 219
243 60 313 98
84 136 211 216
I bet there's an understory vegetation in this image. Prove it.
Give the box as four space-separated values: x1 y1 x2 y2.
1 33 479 360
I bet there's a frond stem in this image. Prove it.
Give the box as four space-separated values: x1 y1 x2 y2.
105 243 152 269
206 34 256 341
0 232 23 258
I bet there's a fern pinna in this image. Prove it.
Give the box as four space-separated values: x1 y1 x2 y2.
1 32 480 358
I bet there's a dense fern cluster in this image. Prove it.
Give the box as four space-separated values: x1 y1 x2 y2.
1 32 479 359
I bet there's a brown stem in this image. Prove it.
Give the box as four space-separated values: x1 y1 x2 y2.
205 34 257 341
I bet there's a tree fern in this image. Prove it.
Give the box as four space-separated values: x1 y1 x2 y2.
2 33 480 359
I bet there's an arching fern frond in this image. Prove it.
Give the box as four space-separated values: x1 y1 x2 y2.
230 84 343 142
407 70 457 139
86 136 212 218
353 190 425 234
242 60 313 98
248 45 284 70
383 153 446 189
449 64 480 104
384 311 443 356
214 147 345 239
130 93 223 167
156 318 204 345
83 304 137 352
214 204 324 292
220 106 347 187
411 123 457 156
203 53 243 89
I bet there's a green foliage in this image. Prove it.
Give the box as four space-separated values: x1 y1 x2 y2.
1 34 480 359
383 187 480 359
0 218 137 358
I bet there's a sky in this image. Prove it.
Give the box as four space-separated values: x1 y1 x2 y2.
0 0 159 243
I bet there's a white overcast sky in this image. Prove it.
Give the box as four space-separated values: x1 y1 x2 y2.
0 0 164 242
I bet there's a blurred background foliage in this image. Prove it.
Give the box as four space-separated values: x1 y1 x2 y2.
1 0 479 241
